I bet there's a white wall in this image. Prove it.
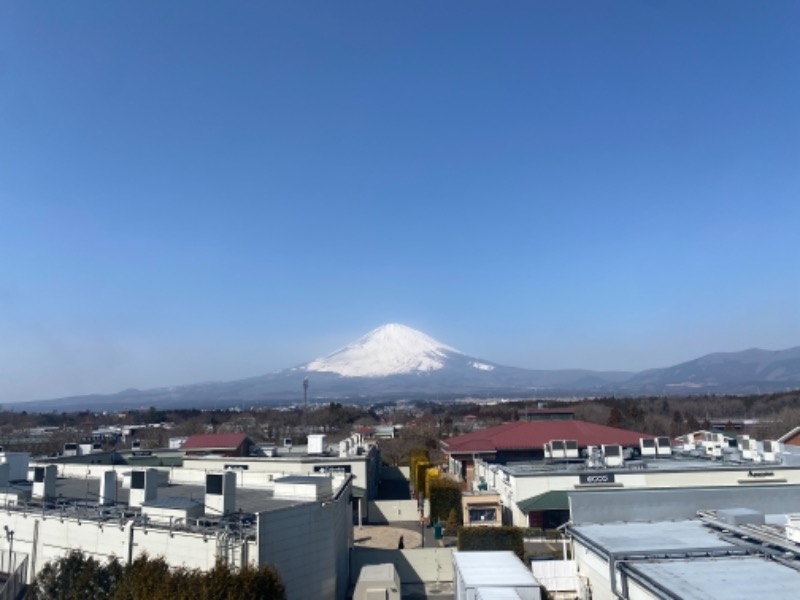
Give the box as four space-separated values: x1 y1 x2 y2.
0 511 230 584
572 539 615 600
184 456 371 493
367 500 420 523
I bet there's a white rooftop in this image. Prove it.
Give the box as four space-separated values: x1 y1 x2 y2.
475 587 527 600
453 551 537 588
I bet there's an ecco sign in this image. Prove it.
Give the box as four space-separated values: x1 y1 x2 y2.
579 473 616 485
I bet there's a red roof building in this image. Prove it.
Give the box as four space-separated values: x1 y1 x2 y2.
181 433 253 457
442 420 653 487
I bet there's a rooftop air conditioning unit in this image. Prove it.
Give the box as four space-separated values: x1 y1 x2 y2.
205 471 236 516
640 438 657 458
602 444 624 468
549 440 566 459
308 434 326 455
32 465 57 500
63 443 78 457
129 469 158 508
763 441 780 462
740 438 756 461
656 436 672 456
565 440 579 459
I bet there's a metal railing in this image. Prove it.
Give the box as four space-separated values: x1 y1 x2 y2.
0 553 28 600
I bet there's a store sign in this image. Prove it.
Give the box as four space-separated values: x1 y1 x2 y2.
747 470 775 478
313 465 351 474
579 473 615 485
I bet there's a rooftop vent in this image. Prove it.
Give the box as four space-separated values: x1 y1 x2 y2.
205 471 236 516
339 439 351 458
308 434 327 455
99 470 117 506
129 468 158 508
32 465 57 500
63 443 78 457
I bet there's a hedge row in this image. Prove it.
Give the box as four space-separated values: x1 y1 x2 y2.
26 551 285 600
457 526 525 560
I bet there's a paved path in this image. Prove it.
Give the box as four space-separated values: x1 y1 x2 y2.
353 524 424 549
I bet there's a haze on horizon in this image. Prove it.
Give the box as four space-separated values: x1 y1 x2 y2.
1 2 799 404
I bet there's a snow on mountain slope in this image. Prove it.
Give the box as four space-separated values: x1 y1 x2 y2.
303 323 463 377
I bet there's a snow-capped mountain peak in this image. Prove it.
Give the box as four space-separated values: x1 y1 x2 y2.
303 323 462 377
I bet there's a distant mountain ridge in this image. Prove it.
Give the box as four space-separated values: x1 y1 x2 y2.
8 324 800 411
622 346 800 393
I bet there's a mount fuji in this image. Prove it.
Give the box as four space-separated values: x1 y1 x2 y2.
11 324 800 411
300 323 492 377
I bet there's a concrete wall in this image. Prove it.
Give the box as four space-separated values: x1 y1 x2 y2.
257 482 353 600
570 485 800 525
367 500 420 523
351 547 454 585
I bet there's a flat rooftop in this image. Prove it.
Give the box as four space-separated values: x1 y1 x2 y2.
571 513 800 599
572 520 736 554
630 556 798 599
494 447 800 477
0 474 336 534
453 551 537 588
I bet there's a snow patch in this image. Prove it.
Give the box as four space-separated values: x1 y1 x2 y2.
470 362 495 372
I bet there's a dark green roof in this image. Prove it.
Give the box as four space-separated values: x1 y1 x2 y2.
516 490 570 513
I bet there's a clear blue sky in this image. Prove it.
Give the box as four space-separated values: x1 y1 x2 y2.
1 1 799 403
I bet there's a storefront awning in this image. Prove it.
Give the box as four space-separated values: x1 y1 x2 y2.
516 490 569 513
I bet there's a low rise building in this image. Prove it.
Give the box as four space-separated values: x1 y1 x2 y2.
0 454 354 600
468 431 800 527
567 486 800 600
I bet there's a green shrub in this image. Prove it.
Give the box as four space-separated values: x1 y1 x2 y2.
457 526 525 560
429 478 462 526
